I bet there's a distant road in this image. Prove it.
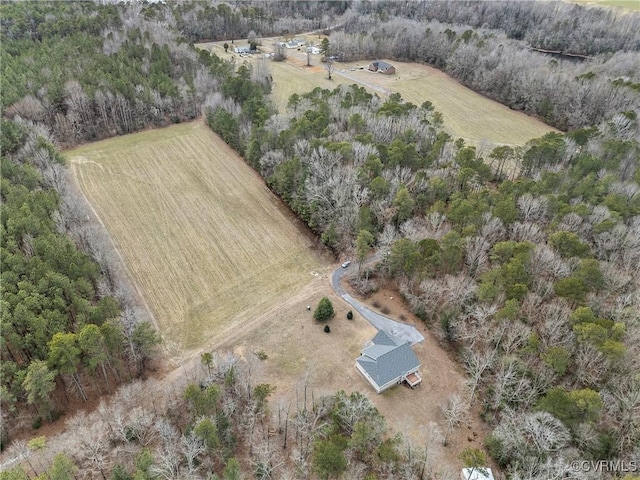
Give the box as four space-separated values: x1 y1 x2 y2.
331 262 424 345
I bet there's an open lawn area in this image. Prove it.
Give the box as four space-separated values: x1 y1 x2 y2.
67 121 327 353
197 38 557 147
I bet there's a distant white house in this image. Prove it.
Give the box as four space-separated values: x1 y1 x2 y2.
233 46 252 54
285 38 305 49
461 467 495 480
356 330 422 393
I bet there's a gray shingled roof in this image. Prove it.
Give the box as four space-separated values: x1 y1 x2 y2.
372 60 394 70
357 331 420 388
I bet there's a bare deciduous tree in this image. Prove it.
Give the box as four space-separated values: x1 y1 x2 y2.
181 432 206 476
463 348 495 402
465 236 490 278
441 393 470 446
151 419 182 480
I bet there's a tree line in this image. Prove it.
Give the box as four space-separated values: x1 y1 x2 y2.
173 0 347 43
354 0 640 56
1 1 222 147
0 117 161 450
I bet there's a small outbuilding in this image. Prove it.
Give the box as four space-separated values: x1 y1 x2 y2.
234 46 252 54
368 60 396 75
461 467 495 480
356 330 421 393
286 39 305 49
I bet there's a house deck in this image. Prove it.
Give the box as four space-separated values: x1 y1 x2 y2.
405 372 422 388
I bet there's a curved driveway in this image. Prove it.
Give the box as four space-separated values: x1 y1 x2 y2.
331 264 425 345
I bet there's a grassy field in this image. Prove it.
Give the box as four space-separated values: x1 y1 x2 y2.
197 38 557 147
568 0 640 10
67 121 327 352
333 60 557 146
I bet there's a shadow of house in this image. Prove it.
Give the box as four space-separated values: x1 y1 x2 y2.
356 330 422 393
368 60 396 75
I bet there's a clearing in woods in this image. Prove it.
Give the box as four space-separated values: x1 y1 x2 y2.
197 38 557 146
67 121 491 471
67 121 327 353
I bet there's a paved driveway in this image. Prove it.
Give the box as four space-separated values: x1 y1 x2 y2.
331 264 424 345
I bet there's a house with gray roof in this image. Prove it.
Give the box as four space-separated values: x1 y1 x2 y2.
356 330 422 393
368 60 396 75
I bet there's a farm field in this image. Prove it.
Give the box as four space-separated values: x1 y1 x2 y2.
197 38 557 146
568 0 640 10
67 121 327 353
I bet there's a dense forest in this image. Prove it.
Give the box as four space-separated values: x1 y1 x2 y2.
1 0 176 453
0 1 223 146
218 82 639 478
0 104 161 449
2 1 639 479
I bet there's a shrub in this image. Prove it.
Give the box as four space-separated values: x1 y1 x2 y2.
314 297 335 322
256 350 268 360
537 387 603 428
347 310 353 320
485 434 508 467
381 306 390 314
324 325 331 333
